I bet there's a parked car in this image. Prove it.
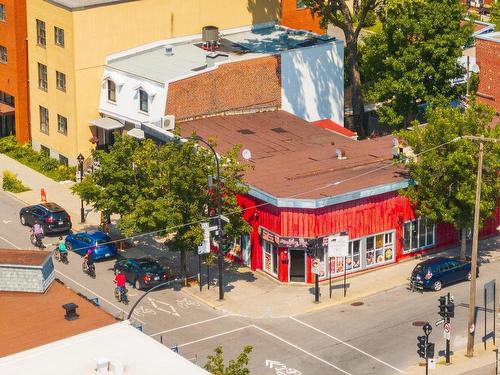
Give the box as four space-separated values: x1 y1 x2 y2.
410 256 479 291
65 230 117 261
113 257 169 290
19 202 72 234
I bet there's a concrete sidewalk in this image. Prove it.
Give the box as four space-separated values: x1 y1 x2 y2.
0 154 100 230
181 236 500 318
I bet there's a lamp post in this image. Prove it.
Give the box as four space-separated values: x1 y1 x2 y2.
77 153 85 223
190 135 224 301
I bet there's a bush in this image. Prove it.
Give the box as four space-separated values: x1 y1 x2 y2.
0 136 76 182
364 10 377 27
2 171 30 193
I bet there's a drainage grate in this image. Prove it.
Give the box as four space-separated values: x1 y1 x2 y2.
271 127 287 133
412 321 426 327
350 301 364 307
237 128 255 135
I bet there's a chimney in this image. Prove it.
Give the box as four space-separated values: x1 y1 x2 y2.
335 148 347 160
206 52 228 68
62 302 79 320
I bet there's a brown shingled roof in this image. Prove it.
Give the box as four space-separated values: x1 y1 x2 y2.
180 111 408 200
0 281 117 357
0 250 51 266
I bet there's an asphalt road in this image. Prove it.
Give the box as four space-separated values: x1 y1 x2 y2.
1 190 498 375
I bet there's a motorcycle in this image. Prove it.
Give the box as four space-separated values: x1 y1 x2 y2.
30 231 45 249
82 260 96 278
54 248 69 264
114 286 129 305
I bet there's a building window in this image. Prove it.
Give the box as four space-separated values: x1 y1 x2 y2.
56 71 66 91
0 4 5 22
346 239 362 271
0 45 6 64
38 63 47 91
0 91 14 106
40 145 50 156
39 106 49 134
54 27 64 47
263 240 278 275
57 114 67 135
36 19 46 47
139 89 149 113
403 217 435 253
365 232 394 266
296 0 306 9
107 79 116 102
59 155 68 166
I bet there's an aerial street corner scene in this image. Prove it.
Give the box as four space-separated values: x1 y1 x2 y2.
0 0 499 374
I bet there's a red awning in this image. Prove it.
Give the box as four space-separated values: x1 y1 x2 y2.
0 103 14 116
312 119 358 139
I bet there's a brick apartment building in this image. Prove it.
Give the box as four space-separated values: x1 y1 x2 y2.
476 32 500 113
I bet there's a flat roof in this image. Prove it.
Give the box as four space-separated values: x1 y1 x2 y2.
46 0 134 10
179 111 408 200
0 321 209 374
0 249 51 267
0 280 117 357
476 31 500 43
107 24 336 83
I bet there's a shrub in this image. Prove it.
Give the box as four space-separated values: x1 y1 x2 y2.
2 171 31 193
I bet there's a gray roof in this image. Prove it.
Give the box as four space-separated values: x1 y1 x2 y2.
107 25 337 83
46 0 135 11
476 31 500 43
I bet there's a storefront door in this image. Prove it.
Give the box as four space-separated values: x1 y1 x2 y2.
289 249 305 282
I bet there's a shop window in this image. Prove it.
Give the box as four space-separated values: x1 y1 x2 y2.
403 218 435 253
36 19 46 47
366 232 394 266
54 26 65 47
0 91 14 106
0 45 6 64
56 71 66 91
107 79 116 102
263 240 278 275
57 114 67 135
0 4 5 22
139 89 149 113
230 234 250 266
345 239 361 271
39 106 49 134
38 63 47 91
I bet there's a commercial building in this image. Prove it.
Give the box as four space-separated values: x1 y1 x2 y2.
0 0 30 143
476 31 500 113
26 0 279 165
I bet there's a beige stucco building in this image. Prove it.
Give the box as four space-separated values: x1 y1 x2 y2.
27 0 279 165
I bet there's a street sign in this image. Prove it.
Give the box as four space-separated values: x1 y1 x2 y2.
197 222 211 255
428 357 436 370
443 322 451 340
327 233 349 258
435 319 444 326
311 258 320 275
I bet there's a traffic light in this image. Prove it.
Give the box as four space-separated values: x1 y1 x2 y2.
438 296 446 318
426 342 435 359
447 301 455 318
417 335 426 358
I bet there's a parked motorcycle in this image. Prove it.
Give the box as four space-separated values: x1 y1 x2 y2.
114 287 129 305
82 260 96 278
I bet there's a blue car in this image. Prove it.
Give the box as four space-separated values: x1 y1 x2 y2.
65 230 117 261
410 256 479 291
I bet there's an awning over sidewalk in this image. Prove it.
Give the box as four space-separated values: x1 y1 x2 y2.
89 117 124 130
0 103 15 116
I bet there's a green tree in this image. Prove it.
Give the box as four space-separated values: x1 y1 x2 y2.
73 135 250 280
397 105 500 259
361 0 471 128
490 1 500 31
302 0 383 137
204 345 253 375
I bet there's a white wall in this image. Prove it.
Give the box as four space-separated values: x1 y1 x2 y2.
281 41 344 125
99 68 167 125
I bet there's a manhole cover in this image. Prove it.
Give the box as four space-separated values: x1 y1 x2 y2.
412 321 426 327
350 301 364 306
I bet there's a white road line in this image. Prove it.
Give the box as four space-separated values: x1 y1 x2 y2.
252 325 353 375
0 235 21 249
150 314 229 337
55 269 146 326
290 317 404 373
178 325 252 348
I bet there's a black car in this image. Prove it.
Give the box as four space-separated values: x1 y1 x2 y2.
113 257 169 290
19 202 72 234
410 256 479 291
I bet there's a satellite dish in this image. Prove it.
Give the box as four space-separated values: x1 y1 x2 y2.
242 149 252 160
471 64 480 74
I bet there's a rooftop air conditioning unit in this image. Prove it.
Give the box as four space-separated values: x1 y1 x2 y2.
164 44 174 56
161 115 175 131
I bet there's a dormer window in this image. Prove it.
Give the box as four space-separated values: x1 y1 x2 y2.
139 89 148 113
107 79 116 102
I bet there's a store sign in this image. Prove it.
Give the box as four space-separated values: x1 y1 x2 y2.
259 227 280 246
197 222 211 255
328 232 349 258
279 237 311 249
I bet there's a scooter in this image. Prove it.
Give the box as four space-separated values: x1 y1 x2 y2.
82 260 96 278
114 286 129 305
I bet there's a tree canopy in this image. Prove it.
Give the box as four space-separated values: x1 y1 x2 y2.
73 135 251 276
204 345 253 375
490 1 500 31
397 104 499 257
361 0 471 128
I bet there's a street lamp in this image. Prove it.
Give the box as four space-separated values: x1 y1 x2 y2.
77 153 85 223
189 135 224 300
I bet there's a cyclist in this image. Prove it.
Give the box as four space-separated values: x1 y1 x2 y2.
55 236 68 262
114 270 127 302
83 247 95 275
32 222 44 248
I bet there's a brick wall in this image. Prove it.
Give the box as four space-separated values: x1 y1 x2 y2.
476 38 500 112
166 56 281 121
0 258 55 293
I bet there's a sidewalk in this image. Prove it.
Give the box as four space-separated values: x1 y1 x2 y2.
0 154 100 231
181 236 499 318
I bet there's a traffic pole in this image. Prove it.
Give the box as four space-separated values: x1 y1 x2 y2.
314 238 320 303
446 292 450 364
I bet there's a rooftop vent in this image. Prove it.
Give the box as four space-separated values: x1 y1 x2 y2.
62 302 79 321
237 128 255 135
202 25 219 43
335 148 347 160
271 127 287 133
164 44 174 56
95 358 124 375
